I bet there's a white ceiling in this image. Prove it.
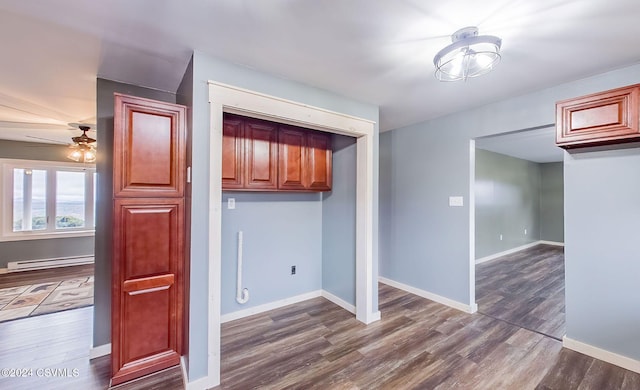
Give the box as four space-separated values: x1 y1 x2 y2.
1 0 640 145
475 126 564 163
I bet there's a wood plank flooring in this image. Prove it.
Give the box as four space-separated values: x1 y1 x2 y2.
476 244 565 340
0 264 94 289
0 306 183 390
2 278 639 389
215 282 640 389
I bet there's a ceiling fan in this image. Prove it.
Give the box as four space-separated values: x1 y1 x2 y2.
8 122 98 163
66 124 97 163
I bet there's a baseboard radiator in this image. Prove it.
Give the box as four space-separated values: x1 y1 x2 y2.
7 255 94 272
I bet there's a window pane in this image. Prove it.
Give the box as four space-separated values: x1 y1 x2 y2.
13 168 47 231
56 171 85 228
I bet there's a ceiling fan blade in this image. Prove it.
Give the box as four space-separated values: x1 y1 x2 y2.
24 135 70 145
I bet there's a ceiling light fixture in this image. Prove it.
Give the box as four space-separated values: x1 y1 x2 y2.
433 26 502 82
67 125 97 163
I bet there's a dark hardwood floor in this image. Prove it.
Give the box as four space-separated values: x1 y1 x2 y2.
215 282 640 389
1 278 638 389
0 306 183 390
0 264 94 288
476 244 566 340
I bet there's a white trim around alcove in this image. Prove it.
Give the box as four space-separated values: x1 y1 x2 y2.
206 81 377 388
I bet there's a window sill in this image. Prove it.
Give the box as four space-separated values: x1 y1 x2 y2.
0 230 95 242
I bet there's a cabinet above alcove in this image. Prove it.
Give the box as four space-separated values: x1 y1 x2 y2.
222 113 332 192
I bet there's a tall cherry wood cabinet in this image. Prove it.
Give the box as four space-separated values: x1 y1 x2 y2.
111 94 187 386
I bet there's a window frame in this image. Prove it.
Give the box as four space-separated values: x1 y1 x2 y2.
1 158 96 242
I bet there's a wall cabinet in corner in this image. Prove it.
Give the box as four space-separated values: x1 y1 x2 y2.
556 84 640 148
223 113 332 192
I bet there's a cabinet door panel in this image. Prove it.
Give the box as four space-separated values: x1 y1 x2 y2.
114 94 186 197
112 199 184 386
245 120 277 190
222 115 244 189
307 132 332 191
556 85 640 148
278 126 307 190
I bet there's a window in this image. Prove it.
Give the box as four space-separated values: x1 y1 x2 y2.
2 159 96 241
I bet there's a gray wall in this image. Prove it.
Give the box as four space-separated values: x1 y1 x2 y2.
540 162 564 242
322 134 357 304
475 149 540 259
94 78 176 347
0 139 94 268
380 61 640 362
221 192 322 314
176 55 194 370
0 139 68 161
189 52 379 381
378 133 392 277
565 146 640 360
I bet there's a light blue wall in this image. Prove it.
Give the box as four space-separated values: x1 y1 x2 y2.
322 134 357 304
539 162 564 242
221 192 322 314
382 125 472 303
378 132 392 277
189 52 379 381
380 61 640 362
564 146 640 360
475 149 540 259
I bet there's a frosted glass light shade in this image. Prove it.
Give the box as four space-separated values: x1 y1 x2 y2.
434 27 502 81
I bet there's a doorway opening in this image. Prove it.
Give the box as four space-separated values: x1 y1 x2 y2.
472 126 565 340
207 81 378 385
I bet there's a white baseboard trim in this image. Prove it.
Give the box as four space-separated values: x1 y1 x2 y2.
181 356 189 389
185 373 218 390
539 240 565 247
89 343 111 360
563 336 640 374
321 290 355 314
475 241 541 264
379 277 477 314
370 310 381 322
0 268 7 274
221 290 322 323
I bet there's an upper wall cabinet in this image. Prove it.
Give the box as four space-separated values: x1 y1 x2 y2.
114 94 187 197
223 113 332 192
556 84 640 149
245 118 278 190
305 131 332 191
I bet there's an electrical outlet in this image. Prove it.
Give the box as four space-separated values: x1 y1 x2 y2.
291 265 296 275
227 198 235 209
524 228 527 235
499 234 503 241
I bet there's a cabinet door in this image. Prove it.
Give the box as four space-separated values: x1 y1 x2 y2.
222 114 244 189
245 119 278 190
306 131 332 191
278 126 307 190
111 199 184 386
556 85 640 148
114 94 186 197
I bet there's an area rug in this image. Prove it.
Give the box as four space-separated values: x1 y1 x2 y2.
0 276 93 322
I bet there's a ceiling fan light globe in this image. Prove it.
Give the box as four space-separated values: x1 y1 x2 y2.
67 148 83 162
84 149 97 163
